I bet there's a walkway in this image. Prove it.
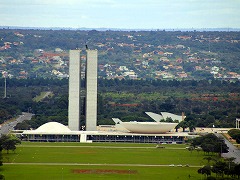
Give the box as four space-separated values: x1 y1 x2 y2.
4 162 202 168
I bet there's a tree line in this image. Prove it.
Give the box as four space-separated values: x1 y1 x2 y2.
0 134 21 179
0 78 239 129
228 129 240 144
188 133 240 179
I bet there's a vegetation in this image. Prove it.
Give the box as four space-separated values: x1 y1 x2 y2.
0 134 21 179
187 133 240 179
197 157 240 179
0 142 211 179
0 134 21 154
1 29 240 80
1 141 238 179
228 129 240 144
0 78 239 129
1 29 239 179
191 133 229 155
0 29 240 130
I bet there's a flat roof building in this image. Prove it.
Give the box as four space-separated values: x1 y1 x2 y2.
20 122 195 143
18 112 197 143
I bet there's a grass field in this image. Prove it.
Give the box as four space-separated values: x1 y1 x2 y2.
33 91 53 102
1 142 210 180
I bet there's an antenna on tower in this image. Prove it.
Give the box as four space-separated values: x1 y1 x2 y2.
85 39 89 50
208 35 211 52
3 77 7 98
2 71 8 99
75 44 79 50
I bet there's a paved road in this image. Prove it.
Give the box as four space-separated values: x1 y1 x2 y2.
216 133 240 164
0 112 34 135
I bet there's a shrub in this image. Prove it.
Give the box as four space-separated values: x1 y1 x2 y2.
206 176 216 180
228 129 240 139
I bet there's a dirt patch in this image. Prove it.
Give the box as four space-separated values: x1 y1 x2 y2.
223 133 236 143
72 169 138 174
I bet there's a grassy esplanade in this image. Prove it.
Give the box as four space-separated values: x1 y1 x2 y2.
2 142 207 179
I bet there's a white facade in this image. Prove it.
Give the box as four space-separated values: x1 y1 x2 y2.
68 50 81 131
112 112 185 134
86 50 98 131
145 112 185 122
120 122 178 134
161 112 185 122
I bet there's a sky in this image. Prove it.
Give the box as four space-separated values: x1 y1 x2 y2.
0 0 240 29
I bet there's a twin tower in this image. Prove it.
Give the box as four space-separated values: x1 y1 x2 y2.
68 49 98 131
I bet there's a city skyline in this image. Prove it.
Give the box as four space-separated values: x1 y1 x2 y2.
0 0 240 29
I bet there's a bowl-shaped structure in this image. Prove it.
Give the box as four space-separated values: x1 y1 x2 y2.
120 122 178 134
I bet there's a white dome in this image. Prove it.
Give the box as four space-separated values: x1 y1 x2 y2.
35 122 71 133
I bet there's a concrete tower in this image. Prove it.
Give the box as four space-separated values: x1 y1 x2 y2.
68 49 98 131
85 50 98 131
68 50 81 131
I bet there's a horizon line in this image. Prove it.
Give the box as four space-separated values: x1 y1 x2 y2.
1 26 240 32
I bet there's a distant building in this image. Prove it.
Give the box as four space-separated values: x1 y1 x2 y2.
19 112 193 143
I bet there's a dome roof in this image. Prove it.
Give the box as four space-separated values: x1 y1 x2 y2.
35 122 71 133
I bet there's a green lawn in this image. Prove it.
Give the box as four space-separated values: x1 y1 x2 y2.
2 165 201 180
1 142 210 180
33 91 53 102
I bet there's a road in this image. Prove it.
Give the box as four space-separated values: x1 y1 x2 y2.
216 133 240 164
0 112 34 135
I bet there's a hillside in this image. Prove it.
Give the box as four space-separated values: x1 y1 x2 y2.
0 29 240 80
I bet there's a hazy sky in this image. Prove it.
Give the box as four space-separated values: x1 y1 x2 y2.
1 0 240 29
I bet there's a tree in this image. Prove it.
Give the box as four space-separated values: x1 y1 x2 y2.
165 117 173 122
175 124 180 132
223 157 236 178
0 148 3 180
203 156 217 165
235 134 240 144
234 164 240 179
202 143 215 154
15 120 31 130
228 129 240 139
191 133 229 155
186 146 194 153
0 134 21 154
178 121 188 132
211 160 227 178
188 121 196 132
0 109 9 120
198 165 211 177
